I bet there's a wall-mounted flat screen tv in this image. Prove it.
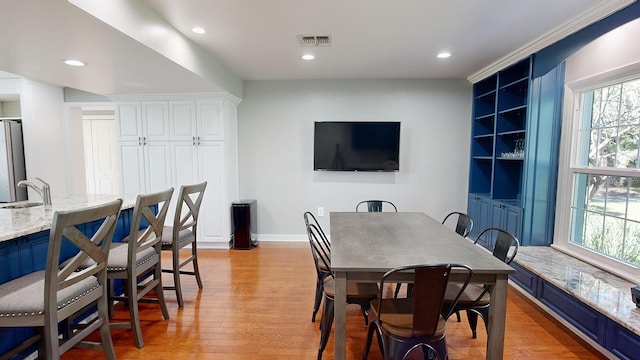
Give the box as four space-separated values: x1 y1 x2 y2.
314 121 400 171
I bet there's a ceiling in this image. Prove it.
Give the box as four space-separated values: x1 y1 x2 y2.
0 0 633 98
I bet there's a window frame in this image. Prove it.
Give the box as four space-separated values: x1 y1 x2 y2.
554 64 640 282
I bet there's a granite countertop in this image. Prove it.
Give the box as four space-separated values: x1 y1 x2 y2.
0 194 137 242
515 246 640 336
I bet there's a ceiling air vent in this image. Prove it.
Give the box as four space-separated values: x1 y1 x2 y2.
297 35 332 47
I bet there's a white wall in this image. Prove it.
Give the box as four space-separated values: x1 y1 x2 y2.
238 79 472 239
19 78 69 197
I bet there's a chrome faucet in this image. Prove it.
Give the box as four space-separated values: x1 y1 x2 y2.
17 177 52 207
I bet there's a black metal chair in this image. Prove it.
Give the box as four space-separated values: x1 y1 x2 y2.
0 199 122 360
304 211 331 322
363 263 473 360
306 223 378 360
442 211 474 238
355 200 397 213
444 227 519 338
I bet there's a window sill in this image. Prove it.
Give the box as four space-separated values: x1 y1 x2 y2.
513 246 640 337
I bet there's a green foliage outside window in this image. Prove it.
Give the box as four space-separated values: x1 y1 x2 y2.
572 78 640 267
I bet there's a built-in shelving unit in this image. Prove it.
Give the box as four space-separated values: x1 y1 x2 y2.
468 57 531 242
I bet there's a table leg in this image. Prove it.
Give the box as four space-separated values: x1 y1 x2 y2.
334 272 347 360
486 274 508 359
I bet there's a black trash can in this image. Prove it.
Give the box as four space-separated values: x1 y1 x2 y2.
231 200 258 249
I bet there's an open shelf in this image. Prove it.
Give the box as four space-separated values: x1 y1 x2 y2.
468 57 531 241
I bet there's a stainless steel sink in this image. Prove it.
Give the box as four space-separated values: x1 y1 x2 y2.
0 201 43 209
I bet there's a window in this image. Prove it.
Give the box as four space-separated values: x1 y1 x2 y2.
557 76 640 279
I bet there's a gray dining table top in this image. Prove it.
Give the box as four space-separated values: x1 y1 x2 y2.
330 212 515 275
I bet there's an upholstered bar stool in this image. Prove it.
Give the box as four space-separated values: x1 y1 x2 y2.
0 199 122 360
161 181 207 307
107 188 173 348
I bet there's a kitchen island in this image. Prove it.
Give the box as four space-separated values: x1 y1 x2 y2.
0 194 137 357
0 194 136 242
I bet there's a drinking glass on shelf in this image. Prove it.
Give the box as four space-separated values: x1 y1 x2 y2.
515 138 525 158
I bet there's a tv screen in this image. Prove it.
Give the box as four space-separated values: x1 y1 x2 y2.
314 121 400 171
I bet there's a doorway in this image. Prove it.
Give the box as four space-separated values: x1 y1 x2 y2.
81 106 119 195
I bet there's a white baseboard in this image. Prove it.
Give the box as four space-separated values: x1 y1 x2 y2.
255 234 307 242
197 234 307 249
197 241 231 249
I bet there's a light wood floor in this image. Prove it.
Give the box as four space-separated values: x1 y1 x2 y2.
63 242 607 360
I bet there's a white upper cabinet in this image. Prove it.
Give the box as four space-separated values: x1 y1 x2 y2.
141 101 170 141
116 101 171 142
169 101 196 142
196 98 224 141
117 99 224 142
116 102 142 142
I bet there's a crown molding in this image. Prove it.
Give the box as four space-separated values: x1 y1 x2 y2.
468 0 636 83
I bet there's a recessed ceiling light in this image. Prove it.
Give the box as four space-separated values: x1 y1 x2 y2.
437 52 451 59
64 59 86 67
302 54 315 60
192 27 206 34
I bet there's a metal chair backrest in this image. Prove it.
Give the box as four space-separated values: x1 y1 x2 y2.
304 211 330 253
306 223 332 278
473 227 519 301
355 200 397 212
377 264 472 337
442 211 473 238
474 227 519 264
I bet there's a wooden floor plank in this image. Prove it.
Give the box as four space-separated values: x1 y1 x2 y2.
61 242 607 359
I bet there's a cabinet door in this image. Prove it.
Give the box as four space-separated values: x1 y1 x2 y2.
118 142 145 196
197 142 226 242
169 101 196 141
141 101 170 141
196 99 224 141
116 103 142 142
503 204 523 241
467 195 484 239
490 201 523 242
170 142 199 221
143 142 172 193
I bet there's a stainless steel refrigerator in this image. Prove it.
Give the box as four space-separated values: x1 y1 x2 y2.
0 120 27 202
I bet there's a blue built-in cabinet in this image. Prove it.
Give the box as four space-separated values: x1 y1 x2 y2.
470 0 640 248
468 55 564 247
520 62 564 246
468 58 532 244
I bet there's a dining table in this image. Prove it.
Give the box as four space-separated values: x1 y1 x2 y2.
330 211 516 360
